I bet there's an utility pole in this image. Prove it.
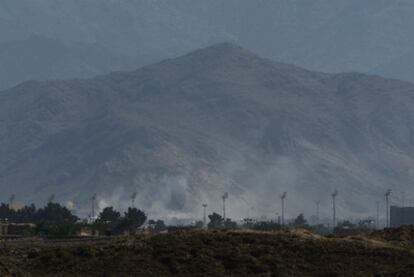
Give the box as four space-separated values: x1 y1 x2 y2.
202 204 208 228
280 192 287 225
222 192 228 221
331 190 338 230
385 189 392 228
316 200 320 226
376 201 380 229
91 193 97 219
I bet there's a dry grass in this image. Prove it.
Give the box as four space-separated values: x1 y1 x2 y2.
1 227 414 276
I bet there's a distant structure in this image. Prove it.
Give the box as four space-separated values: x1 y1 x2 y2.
9 194 15 210
48 194 55 204
130 192 137 208
385 189 392 228
316 200 320 226
202 204 208 228
280 192 287 225
390 206 414 227
376 201 380 229
331 190 338 229
222 192 228 221
90 193 97 219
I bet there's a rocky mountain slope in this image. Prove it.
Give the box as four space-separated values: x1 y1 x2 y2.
1 43 414 220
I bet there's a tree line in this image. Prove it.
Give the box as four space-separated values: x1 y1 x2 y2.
0 202 149 237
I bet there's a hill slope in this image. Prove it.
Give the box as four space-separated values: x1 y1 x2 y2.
2 229 414 276
1 43 414 219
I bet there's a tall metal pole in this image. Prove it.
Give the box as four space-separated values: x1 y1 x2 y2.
385 189 391 228
316 200 320 226
281 192 287 225
202 204 208 228
376 201 380 229
331 190 338 229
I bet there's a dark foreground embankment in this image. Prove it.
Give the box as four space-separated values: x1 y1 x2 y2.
1 228 414 276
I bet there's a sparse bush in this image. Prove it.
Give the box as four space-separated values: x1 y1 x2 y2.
248 221 282 231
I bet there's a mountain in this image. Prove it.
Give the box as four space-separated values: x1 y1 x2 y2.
0 35 137 90
2 1 414 89
1 43 414 220
0 0 230 90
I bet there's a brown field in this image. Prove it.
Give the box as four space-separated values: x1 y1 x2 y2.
1 227 414 276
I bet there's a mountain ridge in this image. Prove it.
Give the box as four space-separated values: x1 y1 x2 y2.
1 43 413 221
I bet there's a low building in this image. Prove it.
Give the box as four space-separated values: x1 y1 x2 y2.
0 222 35 236
390 206 414 227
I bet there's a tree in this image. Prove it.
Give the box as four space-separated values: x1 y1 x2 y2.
337 220 356 229
292 213 308 227
96 207 121 224
194 220 204 229
16 204 37 223
122 208 147 233
224 218 237 229
249 221 282 231
36 203 78 225
0 203 15 222
35 203 78 236
208 213 223 229
148 219 166 233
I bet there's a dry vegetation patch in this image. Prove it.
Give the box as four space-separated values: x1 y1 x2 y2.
1 227 414 276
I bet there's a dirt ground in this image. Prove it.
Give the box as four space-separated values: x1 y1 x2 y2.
1 227 414 276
